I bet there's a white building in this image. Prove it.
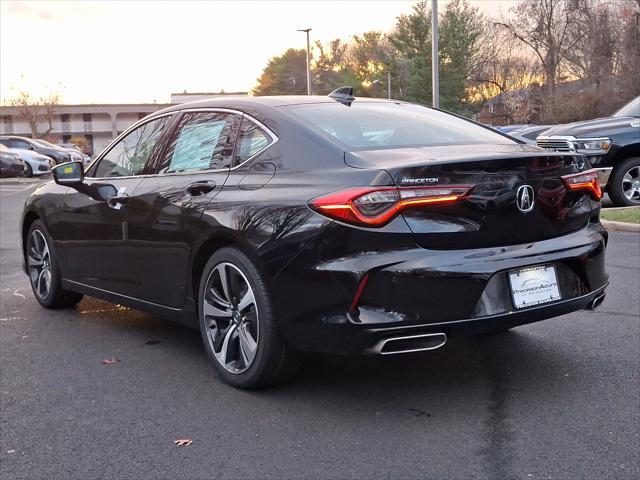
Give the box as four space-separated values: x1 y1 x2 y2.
0 91 248 156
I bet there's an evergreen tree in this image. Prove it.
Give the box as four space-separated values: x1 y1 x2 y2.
439 0 484 113
252 49 308 96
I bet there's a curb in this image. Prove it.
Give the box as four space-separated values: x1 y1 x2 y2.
601 219 640 232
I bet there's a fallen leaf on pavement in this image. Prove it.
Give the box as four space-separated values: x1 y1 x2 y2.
101 358 120 365
174 439 193 446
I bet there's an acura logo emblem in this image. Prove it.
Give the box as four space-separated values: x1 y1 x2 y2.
516 185 535 213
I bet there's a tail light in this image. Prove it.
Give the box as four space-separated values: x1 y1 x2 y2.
309 185 475 227
561 169 602 200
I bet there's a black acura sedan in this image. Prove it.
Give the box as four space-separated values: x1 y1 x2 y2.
21 90 608 388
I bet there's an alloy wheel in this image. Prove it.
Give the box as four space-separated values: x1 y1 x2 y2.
622 165 640 203
27 230 52 299
202 262 259 374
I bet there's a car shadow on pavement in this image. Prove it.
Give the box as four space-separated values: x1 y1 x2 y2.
74 296 593 405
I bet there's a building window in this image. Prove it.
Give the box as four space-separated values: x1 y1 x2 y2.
61 114 71 132
2 116 13 134
83 113 92 132
84 134 94 156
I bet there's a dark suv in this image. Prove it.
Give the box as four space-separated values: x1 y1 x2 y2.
0 136 71 165
538 96 640 206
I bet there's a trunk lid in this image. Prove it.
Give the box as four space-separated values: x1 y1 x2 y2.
345 144 594 249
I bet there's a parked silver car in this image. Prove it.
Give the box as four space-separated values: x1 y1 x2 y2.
57 142 92 165
509 125 555 145
33 139 85 164
0 144 52 177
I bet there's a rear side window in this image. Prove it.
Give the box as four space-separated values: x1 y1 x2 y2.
94 116 170 177
285 102 514 150
234 118 273 165
9 139 31 149
159 112 239 173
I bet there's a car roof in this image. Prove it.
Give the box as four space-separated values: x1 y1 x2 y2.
151 95 400 117
0 135 38 142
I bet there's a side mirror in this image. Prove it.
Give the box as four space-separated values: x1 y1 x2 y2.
28 145 35 150
52 161 84 186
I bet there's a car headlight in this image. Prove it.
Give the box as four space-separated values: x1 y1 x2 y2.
572 138 611 155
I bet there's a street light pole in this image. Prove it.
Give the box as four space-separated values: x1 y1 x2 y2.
387 70 391 99
297 28 312 95
431 0 439 108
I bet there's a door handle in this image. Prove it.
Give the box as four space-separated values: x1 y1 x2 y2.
186 181 216 196
108 195 129 210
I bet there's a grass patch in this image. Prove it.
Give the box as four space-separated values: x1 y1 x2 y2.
601 207 640 224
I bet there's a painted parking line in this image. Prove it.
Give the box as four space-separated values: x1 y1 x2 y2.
0 183 42 197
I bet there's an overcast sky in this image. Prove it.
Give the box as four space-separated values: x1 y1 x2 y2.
0 0 519 104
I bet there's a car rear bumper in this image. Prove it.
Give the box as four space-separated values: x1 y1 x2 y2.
273 222 608 355
292 284 607 355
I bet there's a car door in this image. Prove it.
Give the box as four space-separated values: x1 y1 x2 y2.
122 110 240 307
56 114 175 294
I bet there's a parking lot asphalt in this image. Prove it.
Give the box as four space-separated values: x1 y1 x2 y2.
1 181 638 480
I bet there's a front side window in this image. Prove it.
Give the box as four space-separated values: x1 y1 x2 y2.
93 116 170 178
159 112 238 173
234 118 273 165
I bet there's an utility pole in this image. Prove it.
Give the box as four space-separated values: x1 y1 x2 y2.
297 28 312 95
431 0 439 108
387 70 391 99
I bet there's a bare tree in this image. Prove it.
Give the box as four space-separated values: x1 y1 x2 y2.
495 0 583 119
8 91 60 138
616 1 640 100
468 26 542 123
470 28 541 98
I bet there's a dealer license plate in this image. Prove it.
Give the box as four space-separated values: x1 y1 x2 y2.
508 265 561 309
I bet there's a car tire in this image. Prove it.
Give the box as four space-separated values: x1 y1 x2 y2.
198 247 300 389
26 220 83 308
24 163 33 178
608 156 640 206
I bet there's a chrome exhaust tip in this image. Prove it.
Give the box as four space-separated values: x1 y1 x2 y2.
588 291 606 311
371 332 447 355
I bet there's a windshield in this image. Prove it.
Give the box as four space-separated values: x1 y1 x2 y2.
284 102 515 149
32 139 53 147
612 97 640 117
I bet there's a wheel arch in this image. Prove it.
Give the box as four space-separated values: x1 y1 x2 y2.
189 231 264 307
21 210 40 255
610 144 640 168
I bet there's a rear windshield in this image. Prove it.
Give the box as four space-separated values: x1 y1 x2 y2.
284 102 514 149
